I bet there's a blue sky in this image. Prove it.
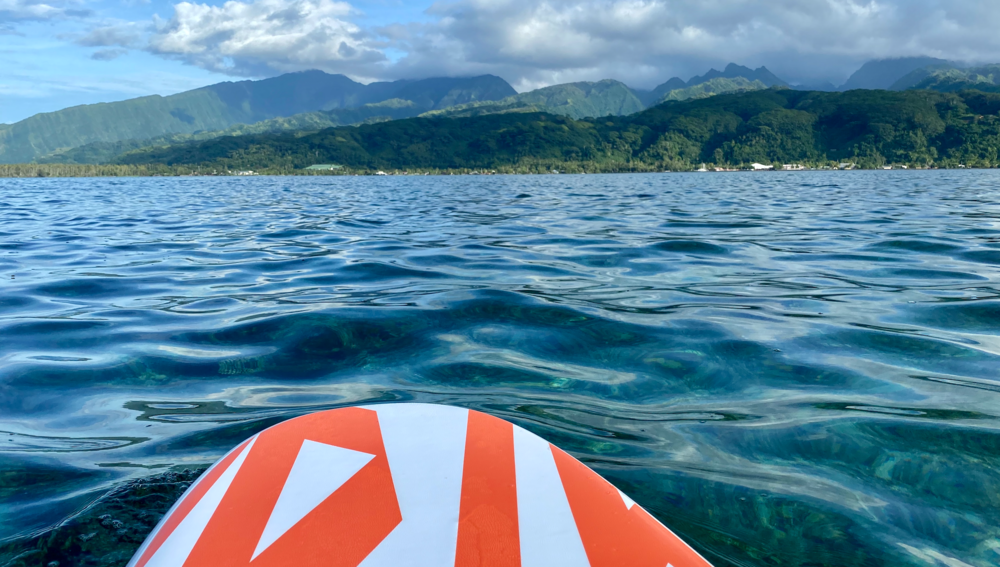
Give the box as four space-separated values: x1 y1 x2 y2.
1 0 432 123
3 0 1000 124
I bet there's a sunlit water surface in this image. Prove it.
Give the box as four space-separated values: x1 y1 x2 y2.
1 172 999 566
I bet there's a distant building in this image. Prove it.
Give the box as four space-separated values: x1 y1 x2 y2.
782 164 805 171
751 163 774 170
838 163 856 170
304 164 343 171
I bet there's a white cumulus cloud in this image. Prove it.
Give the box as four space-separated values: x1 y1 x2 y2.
41 0 1000 89
147 0 386 76
385 0 1000 88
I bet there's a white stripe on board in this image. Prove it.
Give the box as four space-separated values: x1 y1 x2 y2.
126 437 256 567
252 440 375 559
359 404 469 567
513 425 590 567
144 436 257 567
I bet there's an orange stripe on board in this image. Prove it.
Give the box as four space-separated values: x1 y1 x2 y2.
455 411 520 567
183 407 401 567
133 437 253 567
551 446 713 567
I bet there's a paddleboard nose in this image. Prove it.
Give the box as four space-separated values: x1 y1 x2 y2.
128 403 713 567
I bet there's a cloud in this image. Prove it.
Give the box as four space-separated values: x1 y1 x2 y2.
0 0 63 21
37 0 1000 89
74 23 142 47
147 0 386 76
91 47 127 60
0 0 90 23
383 0 1000 88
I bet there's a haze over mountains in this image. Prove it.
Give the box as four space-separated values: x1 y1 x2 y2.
3 57 999 166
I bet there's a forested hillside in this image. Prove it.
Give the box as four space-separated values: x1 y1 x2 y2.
841 57 951 90
894 65 1000 93
0 73 515 164
35 68 785 165
429 65 784 121
407 71 781 122
37 99 425 165
423 80 646 120
633 63 786 105
18 59 1000 170
684 63 787 88
114 89 1000 173
656 77 768 102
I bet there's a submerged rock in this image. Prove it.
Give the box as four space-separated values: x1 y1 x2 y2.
0 467 205 567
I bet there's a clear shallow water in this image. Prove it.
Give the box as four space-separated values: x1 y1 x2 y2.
1 172 999 566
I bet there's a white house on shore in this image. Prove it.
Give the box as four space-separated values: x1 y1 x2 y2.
751 163 774 170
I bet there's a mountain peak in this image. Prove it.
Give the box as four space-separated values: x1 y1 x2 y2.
841 56 950 90
635 77 687 106
687 63 787 88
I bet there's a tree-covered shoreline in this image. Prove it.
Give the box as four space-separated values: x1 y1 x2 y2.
2 162 996 179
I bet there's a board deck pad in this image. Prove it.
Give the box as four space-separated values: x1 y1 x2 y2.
128 404 713 567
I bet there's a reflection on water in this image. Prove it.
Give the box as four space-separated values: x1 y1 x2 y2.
1 172 999 566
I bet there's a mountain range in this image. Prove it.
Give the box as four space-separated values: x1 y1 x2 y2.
114 88 1000 173
5 57 1000 166
0 73 516 164
15 64 785 165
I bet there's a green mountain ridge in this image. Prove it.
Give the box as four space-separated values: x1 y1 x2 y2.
31 58 995 168
0 71 374 164
425 77 772 122
841 57 951 90
37 99 424 165
656 77 769 103
888 64 957 90
685 63 787 88
634 78 686 106
0 72 516 164
114 88 1000 173
632 64 784 106
895 64 1000 93
423 80 646 120
41 71 782 165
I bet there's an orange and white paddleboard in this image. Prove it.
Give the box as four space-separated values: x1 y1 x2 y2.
128 403 713 567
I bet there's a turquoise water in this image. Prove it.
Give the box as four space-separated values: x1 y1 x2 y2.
0 172 998 566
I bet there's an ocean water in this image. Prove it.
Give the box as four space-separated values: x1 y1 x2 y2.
0 172 998 566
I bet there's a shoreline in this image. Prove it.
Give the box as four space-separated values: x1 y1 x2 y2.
1 165 996 179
